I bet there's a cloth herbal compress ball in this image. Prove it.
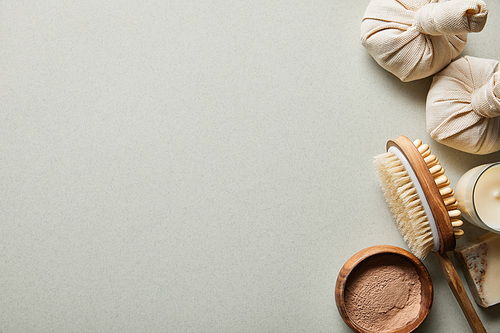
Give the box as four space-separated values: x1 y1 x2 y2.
427 56 500 155
361 0 488 82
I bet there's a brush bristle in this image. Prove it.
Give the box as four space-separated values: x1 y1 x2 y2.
374 151 434 259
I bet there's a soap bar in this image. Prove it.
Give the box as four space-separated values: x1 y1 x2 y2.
454 233 500 307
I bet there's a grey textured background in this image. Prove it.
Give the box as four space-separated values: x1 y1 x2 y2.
1 1 500 332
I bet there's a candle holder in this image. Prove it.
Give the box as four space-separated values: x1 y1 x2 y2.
455 162 500 233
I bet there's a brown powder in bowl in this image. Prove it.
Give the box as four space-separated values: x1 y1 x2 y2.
344 254 422 332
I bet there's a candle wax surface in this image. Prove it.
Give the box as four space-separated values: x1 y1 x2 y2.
474 165 500 229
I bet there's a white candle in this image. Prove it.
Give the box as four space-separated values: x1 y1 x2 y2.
474 165 500 228
456 163 500 233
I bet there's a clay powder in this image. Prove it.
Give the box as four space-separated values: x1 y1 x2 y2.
344 254 421 332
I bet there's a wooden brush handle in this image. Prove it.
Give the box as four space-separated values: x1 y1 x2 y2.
436 252 487 333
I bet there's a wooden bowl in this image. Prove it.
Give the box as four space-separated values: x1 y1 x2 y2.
335 245 433 333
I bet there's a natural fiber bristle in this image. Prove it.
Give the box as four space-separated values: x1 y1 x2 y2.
374 151 434 259
374 139 464 259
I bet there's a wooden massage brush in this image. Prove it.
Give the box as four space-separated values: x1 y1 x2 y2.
374 135 486 333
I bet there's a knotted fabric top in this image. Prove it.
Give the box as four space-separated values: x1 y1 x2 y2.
426 56 500 155
361 0 488 82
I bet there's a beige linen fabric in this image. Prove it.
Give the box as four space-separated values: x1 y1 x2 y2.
427 56 500 155
361 0 488 82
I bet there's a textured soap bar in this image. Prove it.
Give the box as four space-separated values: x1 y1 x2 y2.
454 233 500 307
